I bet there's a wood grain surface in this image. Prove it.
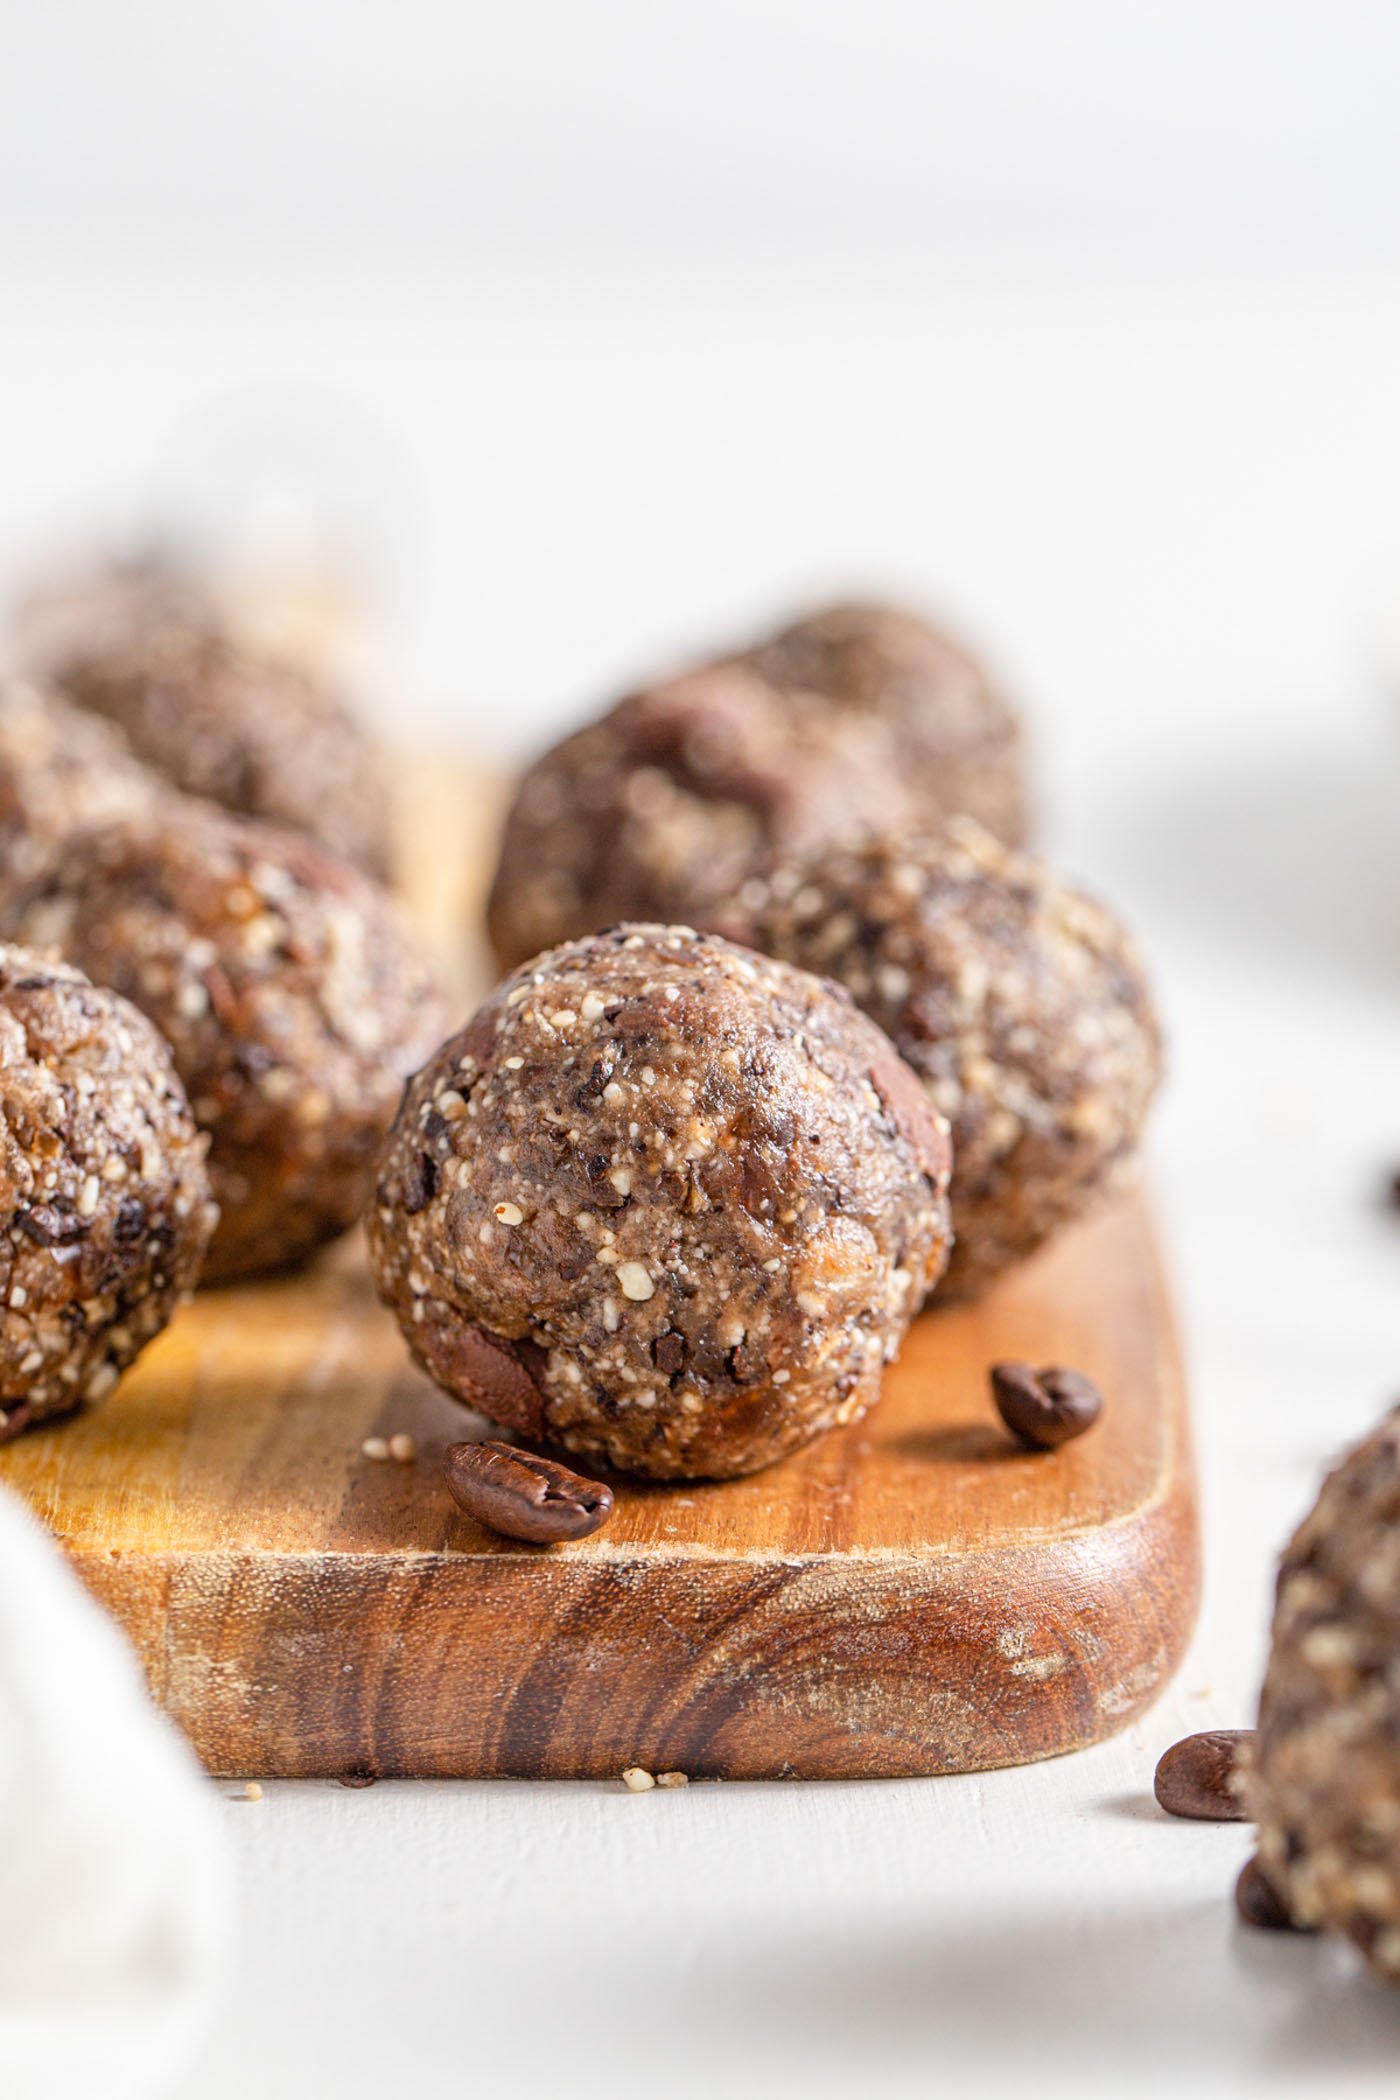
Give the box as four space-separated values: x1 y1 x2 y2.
0 758 1199 1779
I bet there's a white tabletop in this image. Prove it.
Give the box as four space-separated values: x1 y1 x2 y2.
5 241 1400 2098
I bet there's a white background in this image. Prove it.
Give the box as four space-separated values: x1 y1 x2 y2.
3 4 1400 2093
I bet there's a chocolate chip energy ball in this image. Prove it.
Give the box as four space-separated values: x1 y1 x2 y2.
487 662 916 971
0 807 446 1284
6 554 204 680
728 819 1161 1298
0 946 214 1441
742 600 1028 847
487 600 1029 973
0 682 161 895
40 608 393 880
369 925 952 1480
1248 1407 1400 1983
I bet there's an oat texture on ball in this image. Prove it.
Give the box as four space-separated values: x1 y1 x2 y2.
369 925 953 1480
725 818 1161 1298
0 944 214 1441
38 603 393 879
0 805 446 1284
1247 1405 1400 1985
0 680 161 896
741 600 1027 847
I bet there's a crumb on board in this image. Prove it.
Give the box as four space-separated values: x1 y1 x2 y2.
656 1771 690 1789
362 1431 416 1462
242 1781 263 1802
622 1766 656 1792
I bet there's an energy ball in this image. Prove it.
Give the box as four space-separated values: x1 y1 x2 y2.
1248 1406 1400 1983
0 806 446 1284
487 662 918 971
39 608 393 880
6 553 203 680
741 600 1028 846
0 945 214 1441
368 924 952 1480
725 819 1161 1298
0 681 161 895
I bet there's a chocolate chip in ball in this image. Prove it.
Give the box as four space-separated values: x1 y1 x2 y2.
990 1361 1103 1450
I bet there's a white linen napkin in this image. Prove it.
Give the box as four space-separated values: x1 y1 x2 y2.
0 1484 232 2100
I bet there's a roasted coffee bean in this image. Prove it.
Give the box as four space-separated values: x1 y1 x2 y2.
990 1361 1103 1450
444 1438 614 1544
1154 1729 1251 1821
1235 1855 1315 1932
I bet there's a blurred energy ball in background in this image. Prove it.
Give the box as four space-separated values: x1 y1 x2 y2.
0 1 1395 785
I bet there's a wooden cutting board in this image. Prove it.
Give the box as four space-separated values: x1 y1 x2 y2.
0 761 1199 1780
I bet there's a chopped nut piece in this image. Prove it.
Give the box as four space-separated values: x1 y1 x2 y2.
622 1766 656 1793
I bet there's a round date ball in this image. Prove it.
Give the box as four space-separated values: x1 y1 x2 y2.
741 600 1027 847
368 924 952 1480
0 944 215 1440
486 662 924 972
0 805 447 1284
1247 1405 1400 1984
0 681 161 896
6 553 203 680
725 819 1161 1298
41 609 392 880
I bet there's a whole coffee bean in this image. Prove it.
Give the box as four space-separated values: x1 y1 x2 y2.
1235 1854 1315 1933
990 1361 1103 1450
444 1438 614 1544
1154 1729 1252 1820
